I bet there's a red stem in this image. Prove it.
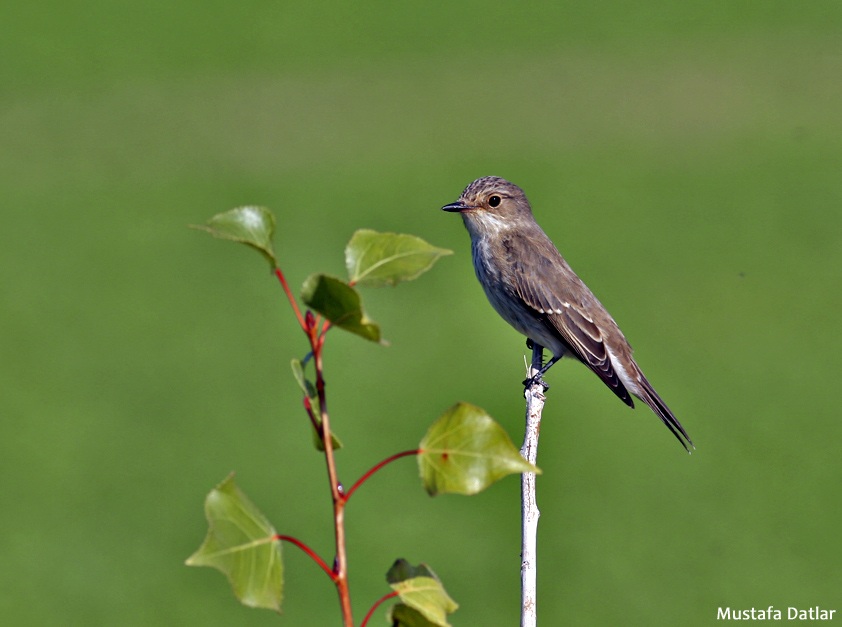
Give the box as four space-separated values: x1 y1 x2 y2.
302 396 320 432
273 264 351 624
319 318 332 340
343 450 420 502
274 267 306 330
310 324 354 625
275 534 334 580
360 591 399 627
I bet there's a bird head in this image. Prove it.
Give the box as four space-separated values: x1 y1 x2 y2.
442 176 533 237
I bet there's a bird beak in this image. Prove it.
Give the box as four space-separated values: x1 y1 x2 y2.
442 201 469 212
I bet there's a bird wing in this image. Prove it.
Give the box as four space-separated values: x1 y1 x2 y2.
511 249 634 407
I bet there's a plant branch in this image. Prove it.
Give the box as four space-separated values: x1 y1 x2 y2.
275 534 334 580
360 591 400 627
274 267 307 330
521 345 545 627
343 449 420 502
311 333 354 626
319 318 332 341
302 396 320 432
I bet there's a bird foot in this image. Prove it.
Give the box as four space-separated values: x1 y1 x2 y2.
522 373 550 391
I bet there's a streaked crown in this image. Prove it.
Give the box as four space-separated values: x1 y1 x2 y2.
449 176 533 219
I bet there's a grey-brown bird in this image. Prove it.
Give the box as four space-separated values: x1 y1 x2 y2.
442 176 693 451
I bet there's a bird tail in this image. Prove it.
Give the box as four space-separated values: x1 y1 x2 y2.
634 374 694 452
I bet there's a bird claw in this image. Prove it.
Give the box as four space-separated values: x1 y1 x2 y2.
522 374 550 391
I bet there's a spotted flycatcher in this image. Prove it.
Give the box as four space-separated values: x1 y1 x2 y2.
442 176 693 450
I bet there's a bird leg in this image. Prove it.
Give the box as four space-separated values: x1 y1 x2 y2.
522 341 559 390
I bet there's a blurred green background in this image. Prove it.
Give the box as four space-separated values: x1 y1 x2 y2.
3 1 840 625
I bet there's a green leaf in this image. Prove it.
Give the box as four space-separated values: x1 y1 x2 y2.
418 402 540 496
186 474 283 612
290 358 342 451
290 357 318 404
300 273 383 343
191 206 277 269
388 604 443 627
345 229 452 287
386 559 458 627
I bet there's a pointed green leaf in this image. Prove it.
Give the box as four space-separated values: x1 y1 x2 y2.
345 230 452 287
191 206 277 269
290 358 342 451
186 474 283 612
290 358 318 404
386 559 458 627
300 273 383 343
419 402 540 496
387 559 438 582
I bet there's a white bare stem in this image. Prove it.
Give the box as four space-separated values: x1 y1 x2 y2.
521 345 545 627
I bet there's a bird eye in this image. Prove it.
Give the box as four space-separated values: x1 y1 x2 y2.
488 195 501 207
